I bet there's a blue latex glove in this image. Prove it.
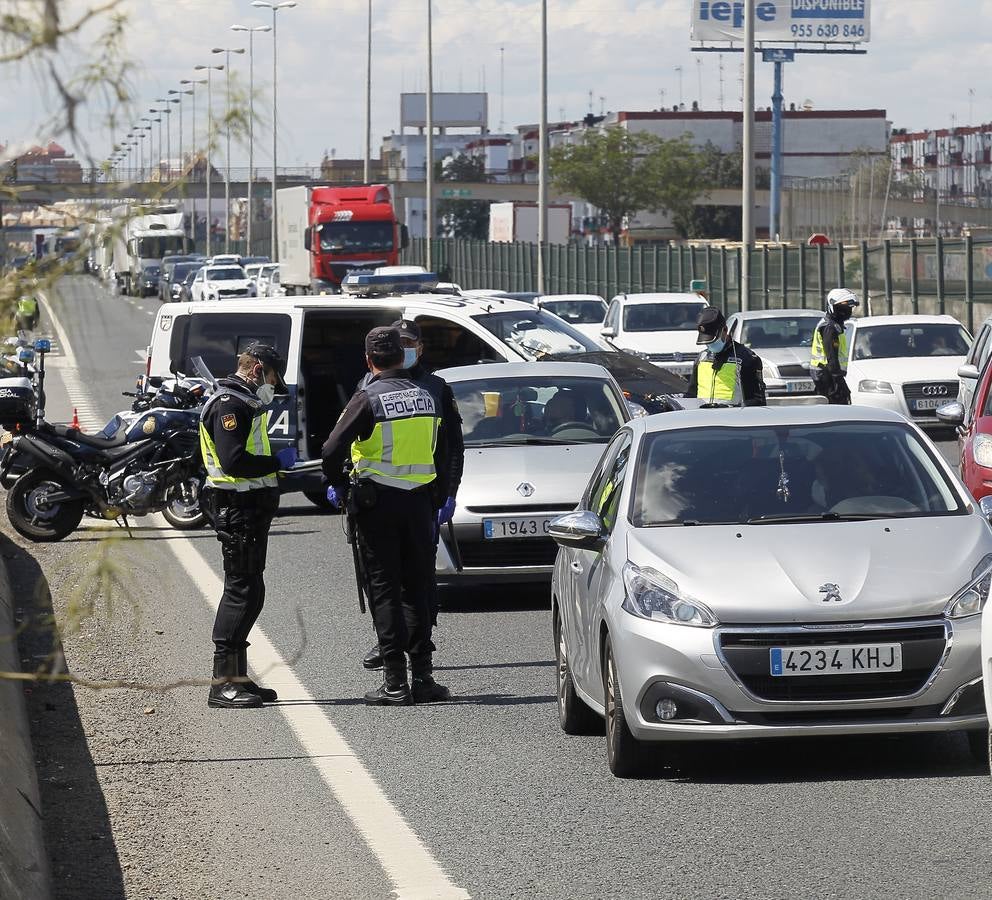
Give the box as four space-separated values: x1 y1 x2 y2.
326 485 344 510
275 447 297 469
437 496 456 527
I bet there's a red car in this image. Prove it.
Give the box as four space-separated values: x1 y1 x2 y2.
943 358 992 499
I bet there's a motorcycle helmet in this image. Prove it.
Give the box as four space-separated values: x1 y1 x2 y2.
826 287 859 317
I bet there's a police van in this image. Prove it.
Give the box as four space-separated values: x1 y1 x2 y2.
145 271 599 505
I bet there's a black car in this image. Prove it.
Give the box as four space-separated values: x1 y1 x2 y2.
177 267 203 302
139 264 161 297
169 262 205 302
159 254 204 301
545 349 687 414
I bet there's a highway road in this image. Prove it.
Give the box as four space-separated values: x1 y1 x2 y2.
5 275 992 900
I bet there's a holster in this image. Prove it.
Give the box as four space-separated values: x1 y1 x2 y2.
348 478 378 512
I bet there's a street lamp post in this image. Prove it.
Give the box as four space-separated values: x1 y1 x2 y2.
252 0 297 262
537 0 548 294
169 89 193 179
195 64 225 257
426 0 434 270
140 117 156 180
155 97 175 177
212 46 246 253
149 109 164 180
232 24 271 256
364 0 372 184
741 0 755 311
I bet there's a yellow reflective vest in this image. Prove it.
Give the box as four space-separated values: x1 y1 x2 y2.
198 386 278 491
811 323 849 371
696 357 742 406
16 297 38 318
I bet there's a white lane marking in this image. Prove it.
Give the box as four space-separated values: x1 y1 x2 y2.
47 283 470 900
158 523 470 900
36 291 77 367
135 350 147 364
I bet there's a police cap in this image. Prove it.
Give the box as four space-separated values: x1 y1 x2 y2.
365 326 403 357
392 319 422 342
243 341 287 392
696 306 727 345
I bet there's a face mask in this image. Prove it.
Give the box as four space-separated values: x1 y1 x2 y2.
834 305 853 322
255 382 275 405
708 337 727 354
402 348 418 369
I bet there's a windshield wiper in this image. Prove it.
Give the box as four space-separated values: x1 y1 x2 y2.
746 512 904 524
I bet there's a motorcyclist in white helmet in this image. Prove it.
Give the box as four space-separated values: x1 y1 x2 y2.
810 288 860 405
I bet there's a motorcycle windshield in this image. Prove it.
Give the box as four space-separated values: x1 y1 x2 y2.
189 356 219 392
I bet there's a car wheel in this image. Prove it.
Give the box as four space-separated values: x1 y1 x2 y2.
966 728 990 770
603 635 645 777
554 610 602 735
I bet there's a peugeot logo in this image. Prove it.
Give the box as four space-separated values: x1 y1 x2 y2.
819 583 843 603
517 482 535 498
921 385 949 397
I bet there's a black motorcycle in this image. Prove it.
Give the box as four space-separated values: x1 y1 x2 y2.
0 346 209 542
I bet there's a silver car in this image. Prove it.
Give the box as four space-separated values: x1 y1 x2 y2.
435 362 630 585
726 308 824 402
550 404 991 777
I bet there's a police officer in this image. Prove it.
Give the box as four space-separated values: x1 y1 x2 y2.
322 326 453 706
199 342 297 709
686 307 766 407
15 295 39 332
359 319 465 672
811 288 859 405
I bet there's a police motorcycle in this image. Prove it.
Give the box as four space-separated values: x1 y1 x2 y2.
0 341 211 542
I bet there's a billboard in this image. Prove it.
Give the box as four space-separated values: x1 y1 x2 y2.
400 93 488 129
691 0 870 44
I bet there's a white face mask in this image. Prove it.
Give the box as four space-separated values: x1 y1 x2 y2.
255 382 276 405
402 348 418 369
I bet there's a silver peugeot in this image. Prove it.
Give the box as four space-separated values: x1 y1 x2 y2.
550 404 991 777
434 361 630 585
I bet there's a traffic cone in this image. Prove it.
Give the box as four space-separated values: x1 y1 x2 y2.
71 408 82 431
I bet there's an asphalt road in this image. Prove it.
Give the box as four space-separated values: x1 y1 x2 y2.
6 275 992 900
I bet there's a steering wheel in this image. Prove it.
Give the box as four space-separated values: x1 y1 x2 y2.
550 421 599 439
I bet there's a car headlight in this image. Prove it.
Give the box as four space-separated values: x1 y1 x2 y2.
621 562 718 627
974 435 992 469
762 362 779 380
944 554 992 618
858 379 893 394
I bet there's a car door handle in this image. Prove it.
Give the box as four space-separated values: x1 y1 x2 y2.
570 560 583 574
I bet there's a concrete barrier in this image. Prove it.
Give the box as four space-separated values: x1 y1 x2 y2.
0 543 51 899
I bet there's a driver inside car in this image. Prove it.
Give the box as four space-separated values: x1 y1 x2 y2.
544 389 588 436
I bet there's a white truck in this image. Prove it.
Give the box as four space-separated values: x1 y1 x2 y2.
488 201 571 244
109 205 189 296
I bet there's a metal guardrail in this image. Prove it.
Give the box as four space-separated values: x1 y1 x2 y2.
405 236 992 332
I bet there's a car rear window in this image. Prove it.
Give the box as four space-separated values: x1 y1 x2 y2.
168 313 292 376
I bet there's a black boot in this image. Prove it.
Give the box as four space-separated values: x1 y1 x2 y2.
362 643 384 670
238 645 277 703
411 655 451 703
365 658 412 706
208 653 263 709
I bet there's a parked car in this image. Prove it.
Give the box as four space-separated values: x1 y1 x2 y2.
435 362 631 586
550 403 990 777
726 308 824 401
189 265 257 302
535 295 608 344
600 293 708 378
846 314 971 426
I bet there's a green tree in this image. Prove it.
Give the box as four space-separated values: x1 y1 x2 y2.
436 154 490 240
683 142 771 239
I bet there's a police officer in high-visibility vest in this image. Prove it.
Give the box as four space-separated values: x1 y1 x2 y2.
15 295 39 332
686 307 766 407
811 288 859 405
199 342 297 709
321 326 454 706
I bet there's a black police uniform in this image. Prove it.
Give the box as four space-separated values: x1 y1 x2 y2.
813 315 852 405
686 308 766 407
322 331 453 706
201 372 281 709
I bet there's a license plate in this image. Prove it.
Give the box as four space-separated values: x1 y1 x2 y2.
786 380 815 393
483 516 555 540
913 398 946 411
770 643 902 677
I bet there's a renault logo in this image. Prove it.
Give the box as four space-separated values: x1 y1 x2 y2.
922 385 949 396
819 583 843 603
517 482 535 498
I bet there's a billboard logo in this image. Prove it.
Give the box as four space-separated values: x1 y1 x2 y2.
697 0 777 29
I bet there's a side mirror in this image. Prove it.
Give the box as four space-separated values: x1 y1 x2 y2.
959 363 980 380
303 229 312 252
400 223 410 250
980 496 992 525
549 510 606 550
936 400 965 426
600 325 616 338
33 338 50 353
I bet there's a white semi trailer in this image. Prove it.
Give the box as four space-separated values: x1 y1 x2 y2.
109 205 188 295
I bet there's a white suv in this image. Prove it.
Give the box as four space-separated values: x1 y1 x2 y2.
190 265 257 302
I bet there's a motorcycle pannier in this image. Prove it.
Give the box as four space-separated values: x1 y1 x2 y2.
0 377 36 426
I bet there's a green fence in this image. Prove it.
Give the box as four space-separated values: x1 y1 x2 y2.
405 237 992 333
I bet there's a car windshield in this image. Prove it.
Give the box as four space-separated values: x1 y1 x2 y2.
474 309 599 359
174 263 202 280
623 302 706 332
540 299 607 325
741 315 822 349
317 221 394 252
852 323 971 360
142 266 161 277
452 376 626 446
206 267 247 281
631 422 964 527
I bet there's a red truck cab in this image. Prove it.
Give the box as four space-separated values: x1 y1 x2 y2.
302 185 408 291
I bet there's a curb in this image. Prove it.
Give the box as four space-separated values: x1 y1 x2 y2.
0 539 51 899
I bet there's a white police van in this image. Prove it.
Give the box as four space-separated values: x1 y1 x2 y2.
145 271 598 505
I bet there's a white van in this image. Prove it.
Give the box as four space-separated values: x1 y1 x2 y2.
146 289 598 506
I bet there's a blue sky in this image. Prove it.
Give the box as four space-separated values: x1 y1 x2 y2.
2 0 989 167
